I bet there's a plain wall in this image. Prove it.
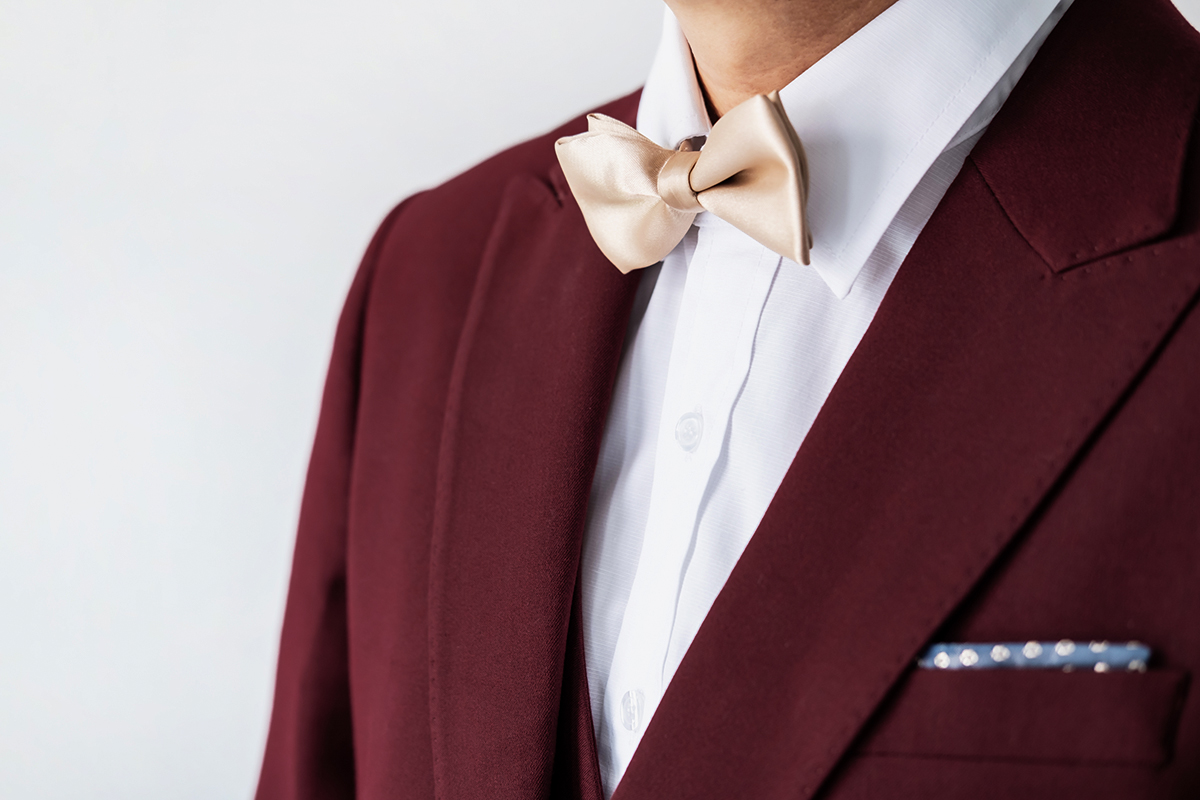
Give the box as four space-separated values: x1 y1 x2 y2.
1 1 1198 798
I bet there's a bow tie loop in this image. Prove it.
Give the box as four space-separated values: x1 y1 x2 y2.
657 148 704 212
555 91 811 273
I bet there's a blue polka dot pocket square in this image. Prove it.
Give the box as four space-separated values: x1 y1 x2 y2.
917 640 1150 672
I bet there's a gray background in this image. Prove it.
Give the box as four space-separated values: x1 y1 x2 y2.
2 1 1197 797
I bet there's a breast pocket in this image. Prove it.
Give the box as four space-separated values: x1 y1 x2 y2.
855 668 1190 765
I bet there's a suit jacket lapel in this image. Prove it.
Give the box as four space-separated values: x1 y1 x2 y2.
549 579 607 800
611 0 1200 797
427 160 638 798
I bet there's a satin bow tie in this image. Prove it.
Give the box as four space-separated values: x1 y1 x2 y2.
554 91 811 273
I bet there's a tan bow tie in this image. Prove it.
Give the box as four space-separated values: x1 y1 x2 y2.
554 91 811 273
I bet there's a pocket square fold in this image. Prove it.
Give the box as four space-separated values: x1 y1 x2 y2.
917 640 1150 672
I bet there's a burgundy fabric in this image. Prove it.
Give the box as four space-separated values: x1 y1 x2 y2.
256 1 1200 798
426 161 636 800
974 0 1200 272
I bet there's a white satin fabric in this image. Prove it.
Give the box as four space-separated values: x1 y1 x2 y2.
580 0 1071 795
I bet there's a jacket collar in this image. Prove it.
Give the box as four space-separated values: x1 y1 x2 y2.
427 96 639 800
972 0 1200 271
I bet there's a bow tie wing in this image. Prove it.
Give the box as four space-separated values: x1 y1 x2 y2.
555 114 698 273
690 92 811 265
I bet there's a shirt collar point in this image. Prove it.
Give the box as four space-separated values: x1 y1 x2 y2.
806 255 862 301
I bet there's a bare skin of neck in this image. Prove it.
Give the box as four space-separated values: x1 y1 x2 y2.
664 0 900 118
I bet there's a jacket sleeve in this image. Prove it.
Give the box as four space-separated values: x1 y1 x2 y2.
255 204 404 800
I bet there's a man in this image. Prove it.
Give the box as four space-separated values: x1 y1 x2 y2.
257 0 1200 797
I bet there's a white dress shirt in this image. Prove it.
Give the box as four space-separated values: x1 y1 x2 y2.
580 0 1071 794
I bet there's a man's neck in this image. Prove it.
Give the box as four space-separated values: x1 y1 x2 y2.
664 0 901 118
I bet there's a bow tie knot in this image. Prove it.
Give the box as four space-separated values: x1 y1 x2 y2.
657 146 704 212
555 91 811 273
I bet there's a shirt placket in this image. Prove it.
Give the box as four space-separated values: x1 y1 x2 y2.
599 217 781 789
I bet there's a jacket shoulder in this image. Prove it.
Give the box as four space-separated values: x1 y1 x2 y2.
349 89 640 387
422 89 640 214
372 89 640 289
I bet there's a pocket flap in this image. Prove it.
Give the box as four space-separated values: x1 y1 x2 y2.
856 668 1190 765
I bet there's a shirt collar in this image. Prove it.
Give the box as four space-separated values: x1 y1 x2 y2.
637 0 1070 299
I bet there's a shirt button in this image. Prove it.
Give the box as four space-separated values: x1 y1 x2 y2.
674 411 703 452
621 689 645 732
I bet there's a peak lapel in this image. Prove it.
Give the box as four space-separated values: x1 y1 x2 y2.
428 164 639 800
611 0 1200 798
973 0 1200 271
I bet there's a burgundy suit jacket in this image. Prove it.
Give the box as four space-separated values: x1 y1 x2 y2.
257 1 1200 797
